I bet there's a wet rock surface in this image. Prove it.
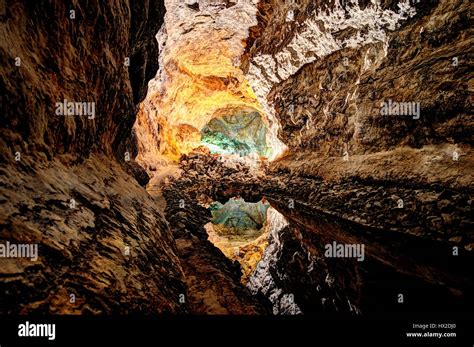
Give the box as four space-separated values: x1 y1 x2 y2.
162 177 270 314
167 151 473 314
175 152 473 251
1 0 472 318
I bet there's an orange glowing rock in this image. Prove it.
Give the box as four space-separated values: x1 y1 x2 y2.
157 42 264 159
134 1 271 163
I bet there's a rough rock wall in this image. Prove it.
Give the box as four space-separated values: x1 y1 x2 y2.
241 0 473 244
0 0 188 314
243 0 472 164
0 155 187 314
172 151 473 314
237 0 473 312
162 169 270 314
1 0 162 159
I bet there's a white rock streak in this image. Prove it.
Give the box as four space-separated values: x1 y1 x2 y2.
246 207 302 315
246 0 416 157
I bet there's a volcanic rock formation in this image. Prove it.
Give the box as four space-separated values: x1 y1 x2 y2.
1 0 472 317
0 0 188 314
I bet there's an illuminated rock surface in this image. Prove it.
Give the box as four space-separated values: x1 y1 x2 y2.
201 110 270 156
210 198 269 230
134 0 286 163
1 0 472 317
205 198 270 282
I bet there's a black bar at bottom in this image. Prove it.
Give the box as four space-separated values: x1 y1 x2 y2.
0 314 472 346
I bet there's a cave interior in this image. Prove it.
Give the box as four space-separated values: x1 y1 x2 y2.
0 0 472 319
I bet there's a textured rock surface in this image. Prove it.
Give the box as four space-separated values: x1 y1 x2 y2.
243 0 472 179
1 0 163 159
0 0 189 314
162 177 270 314
169 151 473 314
134 0 286 163
1 0 472 317
238 0 473 245
201 110 270 156
0 155 187 314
